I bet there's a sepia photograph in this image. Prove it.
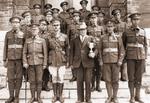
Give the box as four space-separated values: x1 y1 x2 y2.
0 0 150 103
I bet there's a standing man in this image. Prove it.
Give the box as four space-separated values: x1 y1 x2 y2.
23 23 47 103
69 22 97 103
44 10 54 32
44 3 52 12
48 20 68 103
99 20 125 103
79 0 90 24
112 9 128 81
87 11 104 92
39 19 51 91
97 11 105 26
122 13 147 103
68 10 81 82
59 1 70 34
32 4 44 24
3 16 25 103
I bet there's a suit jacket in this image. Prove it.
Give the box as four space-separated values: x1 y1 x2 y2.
69 35 97 68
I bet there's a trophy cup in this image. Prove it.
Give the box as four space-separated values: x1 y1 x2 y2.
88 42 95 58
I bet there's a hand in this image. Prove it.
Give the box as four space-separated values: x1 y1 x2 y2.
3 61 8 68
117 62 122 67
88 52 96 58
23 64 29 69
43 66 47 69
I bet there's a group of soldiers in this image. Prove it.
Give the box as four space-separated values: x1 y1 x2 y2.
3 0 148 103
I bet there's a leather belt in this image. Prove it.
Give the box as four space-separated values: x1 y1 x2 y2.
8 44 23 49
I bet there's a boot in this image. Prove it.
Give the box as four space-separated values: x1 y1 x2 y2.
91 82 95 92
135 88 144 103
37 87 43 103
42 81 50 91
52 83 57 103
105 82 112 103
58 83 64 103
129 83 135 103
112 82 119 103
14 79 22 103
28 88 35 103
6 81 15 103
96 79 102 92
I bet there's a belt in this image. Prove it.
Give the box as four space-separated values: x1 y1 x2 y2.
103 48 118 52
127 43 143 48
8 44 23 49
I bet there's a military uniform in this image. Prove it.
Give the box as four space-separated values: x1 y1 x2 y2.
79 0 90 24
23 25 47 103
3 16 25 103
99 20 125 103
122 13 147 103
112 9 128 81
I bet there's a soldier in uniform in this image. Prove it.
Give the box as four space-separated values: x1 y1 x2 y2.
3 16 25 103
69 22 97 103
79 0 90 24
122 13 147 103
99 20 125 103
38 19 51 91
32 4 44 24
97 11 105 26
52 8 61 20
112 9 128 81
48 20 68 103
21 11 32 39
44 10 54 32
23 23 47 103
59 1 70 34
44 3 52 12
66 7 75 27
87 11 104 92
91 5 100 12
68 10 81 82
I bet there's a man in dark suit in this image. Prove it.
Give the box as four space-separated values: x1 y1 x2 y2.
69 22 97 103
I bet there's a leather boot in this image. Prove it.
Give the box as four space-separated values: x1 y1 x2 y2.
135 88 144 103
96 78 102 92
112 82 119 103
28 88 35 103
129 82 135 103
58 83 64 103
37 87 43 103
6 81 15 103
91 80 95 92
52 83 57 103
105 82 112 103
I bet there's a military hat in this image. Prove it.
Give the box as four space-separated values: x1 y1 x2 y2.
72 10 81 16
98 11 105 16
80 0 88 5
111 9 121 16
51 8 60 13
88 11 98 18
29 22 39 28
9 16 22 23
129 13 141 20
78 22 87 30
44 10 53 16
44 3 52 9
105 19 115 26
33 4 41 9
39 19 49 25
22 11 31 18
60 1 68 7
91 5 100 11
66 7 75 12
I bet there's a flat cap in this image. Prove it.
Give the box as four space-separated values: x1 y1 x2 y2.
129 13 141 20
111 9 121 16
9 16 21 23
29 22 39 28
44 4 52 9
22 11 31 18
80 0 88 5
33 4 41 9
60 1 68 7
